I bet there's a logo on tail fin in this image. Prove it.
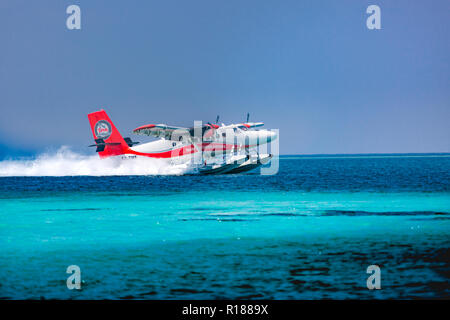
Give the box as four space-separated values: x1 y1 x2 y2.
94 120 112 139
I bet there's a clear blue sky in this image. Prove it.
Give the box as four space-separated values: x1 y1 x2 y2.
0 0 449 156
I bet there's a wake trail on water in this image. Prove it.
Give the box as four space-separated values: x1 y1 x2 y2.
0 146 192 176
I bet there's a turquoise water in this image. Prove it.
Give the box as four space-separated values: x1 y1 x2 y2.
0 155 449 299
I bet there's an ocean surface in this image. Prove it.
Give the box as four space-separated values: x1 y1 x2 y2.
0 154 449 299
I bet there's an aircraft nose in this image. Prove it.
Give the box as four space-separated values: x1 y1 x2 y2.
266 130 277 143
258 130 277 144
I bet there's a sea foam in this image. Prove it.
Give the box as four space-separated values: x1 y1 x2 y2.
0 146 191 176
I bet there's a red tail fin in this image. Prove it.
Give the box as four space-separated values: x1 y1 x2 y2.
88 109 129 158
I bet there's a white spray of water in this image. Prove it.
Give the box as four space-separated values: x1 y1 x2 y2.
0 146 192 176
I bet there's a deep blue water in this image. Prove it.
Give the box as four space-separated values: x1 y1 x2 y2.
0 155 449 299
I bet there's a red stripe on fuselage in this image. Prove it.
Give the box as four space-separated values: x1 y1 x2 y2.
125 144 197 158
122 142 253 159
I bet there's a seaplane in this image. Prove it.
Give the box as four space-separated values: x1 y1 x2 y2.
88 109 277 174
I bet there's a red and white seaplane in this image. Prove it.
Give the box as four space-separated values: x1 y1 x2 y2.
88 109 277 174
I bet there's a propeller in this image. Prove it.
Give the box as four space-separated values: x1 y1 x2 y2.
215 115 220 124
246 113 250 123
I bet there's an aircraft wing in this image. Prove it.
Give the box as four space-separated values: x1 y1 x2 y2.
237 122 264 130
133 124 190 140
133 123 220 141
